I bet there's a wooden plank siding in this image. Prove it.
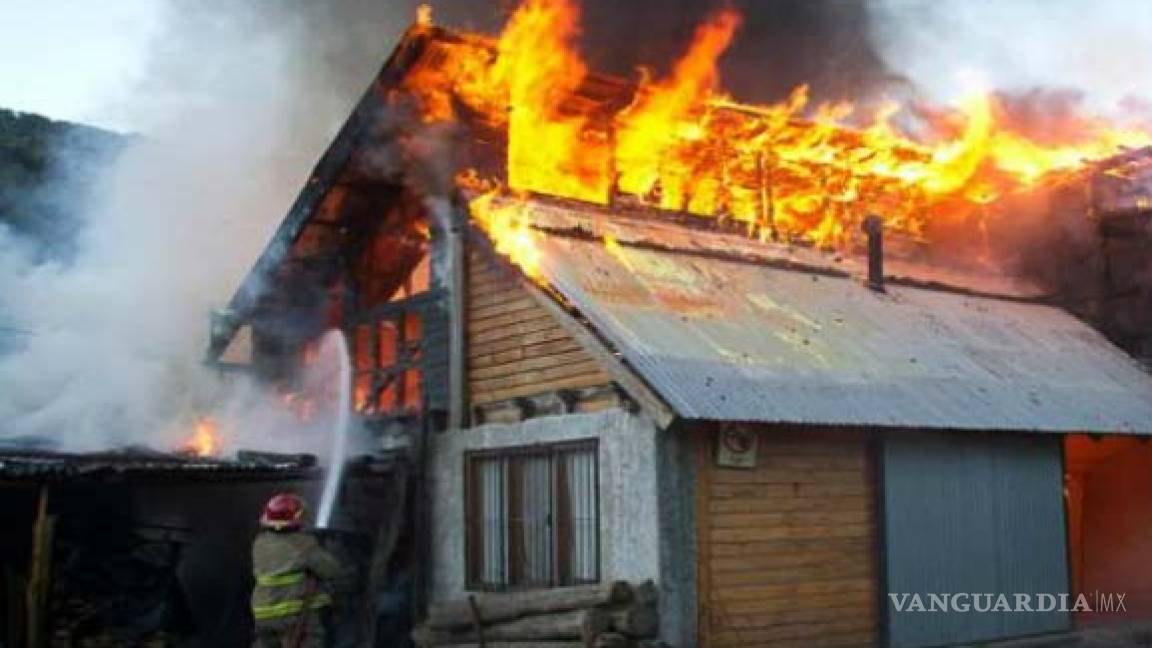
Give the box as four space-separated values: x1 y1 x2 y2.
467 250 613 407
698 430 880 647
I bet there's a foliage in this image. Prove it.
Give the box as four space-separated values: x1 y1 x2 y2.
0 108 126 260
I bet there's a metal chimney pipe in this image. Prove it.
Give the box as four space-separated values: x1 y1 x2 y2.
862 215 885 292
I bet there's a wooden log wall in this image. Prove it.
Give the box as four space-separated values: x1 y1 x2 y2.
697 429 879 647
467 250 612 409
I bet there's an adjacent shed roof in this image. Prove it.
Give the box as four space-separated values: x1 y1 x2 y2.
0 448 318 483
526 204 1152 434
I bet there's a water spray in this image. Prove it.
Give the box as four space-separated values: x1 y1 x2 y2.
316 329 352 529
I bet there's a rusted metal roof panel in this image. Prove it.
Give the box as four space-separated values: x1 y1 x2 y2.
518 195 1049 300
534 232 1152 434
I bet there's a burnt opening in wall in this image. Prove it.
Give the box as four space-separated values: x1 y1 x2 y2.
1064 435 1152 625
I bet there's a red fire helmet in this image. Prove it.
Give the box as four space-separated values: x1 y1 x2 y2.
261 493 305 531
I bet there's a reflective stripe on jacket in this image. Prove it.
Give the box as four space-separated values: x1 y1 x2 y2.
256 571 306 588
251 530 341 623
252 583 333 621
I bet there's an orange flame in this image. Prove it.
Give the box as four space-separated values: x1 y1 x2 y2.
482 0 609 202
415 4 432 28
186 417 220 458
470 190 543 279
406 0 1152 264
282 391 316 422
615 8 742 205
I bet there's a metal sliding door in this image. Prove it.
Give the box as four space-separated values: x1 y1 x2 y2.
882 432 1070 647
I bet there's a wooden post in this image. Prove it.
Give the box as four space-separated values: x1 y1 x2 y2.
467 595 486 647
25 486 54 648
606 124 618 208
757 151 776 240
361 463 412 646
412 396 435 627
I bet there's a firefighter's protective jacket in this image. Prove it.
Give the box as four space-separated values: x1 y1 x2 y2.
250 530 341 624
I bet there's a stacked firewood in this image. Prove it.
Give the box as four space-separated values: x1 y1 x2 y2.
412 580 665 648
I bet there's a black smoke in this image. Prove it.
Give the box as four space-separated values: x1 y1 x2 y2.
245 0 898 109
575 0 897 103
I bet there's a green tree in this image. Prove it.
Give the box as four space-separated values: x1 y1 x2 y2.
0 108 126 260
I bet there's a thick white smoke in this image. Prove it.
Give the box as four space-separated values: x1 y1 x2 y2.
0 0 410 452
866 0 1152 110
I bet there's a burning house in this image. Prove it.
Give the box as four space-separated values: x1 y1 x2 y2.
202 2 1152 647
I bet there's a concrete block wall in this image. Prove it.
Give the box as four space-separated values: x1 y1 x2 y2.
427 408 664 602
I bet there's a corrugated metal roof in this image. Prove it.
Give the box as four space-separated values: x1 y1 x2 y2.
518 196 1050 300
0 448 318 482
531 229 1152 434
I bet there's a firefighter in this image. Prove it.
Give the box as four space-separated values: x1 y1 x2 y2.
250 493 340 648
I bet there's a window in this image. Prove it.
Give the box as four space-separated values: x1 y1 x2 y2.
350 250 431 417
465 442 599 590
388 252 430 302
352 312 423 415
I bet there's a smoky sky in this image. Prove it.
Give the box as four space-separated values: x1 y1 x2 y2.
574 0 895 103
283 0 896 109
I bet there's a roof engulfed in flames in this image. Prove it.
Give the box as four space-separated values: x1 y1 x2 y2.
399 0 1151 270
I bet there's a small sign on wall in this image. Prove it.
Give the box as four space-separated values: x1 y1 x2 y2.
715 425 758 469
